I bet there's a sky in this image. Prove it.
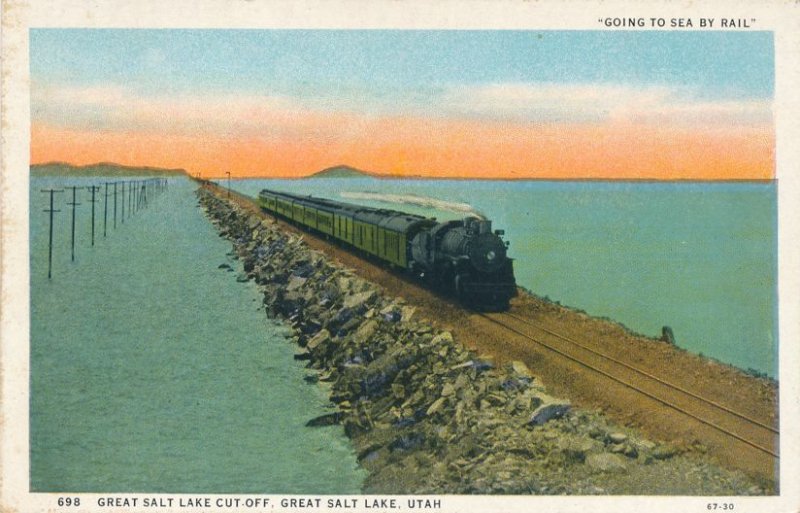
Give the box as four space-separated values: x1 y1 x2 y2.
30 30 775 179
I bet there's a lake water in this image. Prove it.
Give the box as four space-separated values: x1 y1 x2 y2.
229 178 778 379
29 176 366 493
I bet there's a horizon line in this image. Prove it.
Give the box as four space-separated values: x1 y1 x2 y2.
31 161 776 183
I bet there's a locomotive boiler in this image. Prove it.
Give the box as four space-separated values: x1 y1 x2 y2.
257 189 516 309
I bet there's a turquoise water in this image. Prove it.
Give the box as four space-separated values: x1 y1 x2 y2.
30 176 366 492
230 178 777 378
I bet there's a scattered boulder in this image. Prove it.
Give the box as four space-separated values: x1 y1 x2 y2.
427 397 447 416
608 432 628 444
510 360 532 377
306 329 331 351
352 319 379 345
286 276 307 291
343 289 378 310
306 412 343 427
441 383 456 397
431 331 453 345
528 395 571 426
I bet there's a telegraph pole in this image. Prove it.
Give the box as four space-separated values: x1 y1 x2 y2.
41 188 63 279
65 186 81 261
113 181 118 229
86 185 100 246
103 182 109 237
226 171 231 198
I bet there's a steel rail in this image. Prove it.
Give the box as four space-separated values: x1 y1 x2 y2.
478 312 778 459
505 312 778 435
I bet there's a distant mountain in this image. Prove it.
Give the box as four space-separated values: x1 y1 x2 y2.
307 165 377 179
31 162 187 177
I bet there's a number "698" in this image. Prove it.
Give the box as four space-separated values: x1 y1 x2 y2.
58 497 80 507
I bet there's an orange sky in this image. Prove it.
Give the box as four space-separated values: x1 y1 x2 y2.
29 30 776 181
31 114 774 180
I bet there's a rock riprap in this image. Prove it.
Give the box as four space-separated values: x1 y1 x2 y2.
196 187 763 495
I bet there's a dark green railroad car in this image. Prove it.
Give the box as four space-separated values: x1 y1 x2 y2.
257 189 434 269
257 188 516 308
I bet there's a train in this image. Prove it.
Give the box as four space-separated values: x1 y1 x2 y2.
257 188 517 309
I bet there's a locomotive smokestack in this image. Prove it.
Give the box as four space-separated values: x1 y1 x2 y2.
463 217 491 234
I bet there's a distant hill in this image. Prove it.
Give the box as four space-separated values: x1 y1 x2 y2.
307 165 377 179
31 162 187 177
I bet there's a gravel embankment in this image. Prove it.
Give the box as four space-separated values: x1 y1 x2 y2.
197 186 768 495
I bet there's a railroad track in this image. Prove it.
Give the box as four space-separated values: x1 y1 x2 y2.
478 311 779 459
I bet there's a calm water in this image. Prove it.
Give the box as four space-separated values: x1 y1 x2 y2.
230 178 778 378
30 176 366 492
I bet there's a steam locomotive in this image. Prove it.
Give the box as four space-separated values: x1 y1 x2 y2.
257 189 516 309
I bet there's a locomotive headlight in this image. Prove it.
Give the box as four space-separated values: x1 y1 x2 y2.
486 250 496 261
